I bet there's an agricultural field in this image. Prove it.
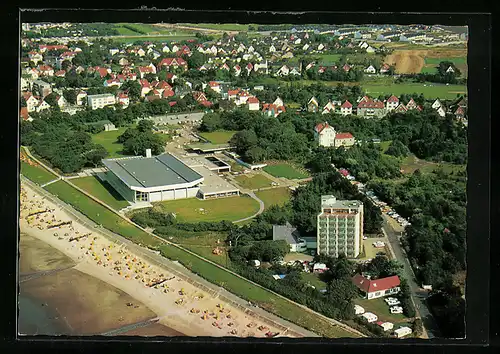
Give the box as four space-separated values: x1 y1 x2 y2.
198 130 238 144
159 244 359 338
384 48 467 75
155 195 260 222
114 23 160 34
364 82 466 99
353 297 409 324
263 164 309 180
255 188 292 209
234 174 274 190
111 34 195 44
71 176 130 210
20 161 58 185
180 23 251 31
91 127 129 158
44 181 162 246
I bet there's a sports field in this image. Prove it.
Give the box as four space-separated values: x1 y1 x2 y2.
71 176 129 210
198 130 238 144
364 83 466 99
255 187 291 209
156 195 260 222
234 174 274 190
263 164 309 179
20 161 58 185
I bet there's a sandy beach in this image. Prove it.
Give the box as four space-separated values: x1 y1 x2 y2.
19 183 289 338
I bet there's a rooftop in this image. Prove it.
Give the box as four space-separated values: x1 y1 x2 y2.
272 222 301 245
321 195 363 209
102 153 203 189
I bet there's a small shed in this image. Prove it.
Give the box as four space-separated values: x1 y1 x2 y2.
250 260 261 268
312 263 328 273
354 304 365 315
361 312 378 323
394 326 412 338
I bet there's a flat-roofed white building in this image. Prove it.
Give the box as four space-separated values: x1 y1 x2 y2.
87 93 116 110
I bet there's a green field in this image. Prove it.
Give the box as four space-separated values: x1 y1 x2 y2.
301 272 328 291
234 174 274 190
91 127 129 158
182 23 251 31
198 130 238 144
354 297 408 324
317 54 342 65
20 161 57 185
71 176 129 210
420 66 438 74
44 181 162 246
424 57 467 65
111 35 196 44
156 195 260 222
400 155 466 175
159 244 359 338
263 164 309 180
364 83 466 99
255 187 291 208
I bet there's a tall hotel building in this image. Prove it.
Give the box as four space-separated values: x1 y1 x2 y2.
317 195 363 258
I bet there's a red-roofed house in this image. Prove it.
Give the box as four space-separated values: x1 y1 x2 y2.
138 64 157 78
454 106 465 121
406 98 418 110
55 70 66 77
343 64 351 72
340 100 353 115
227 89 241 100
116 92 130 108
162 88 174 98
104 78 122 88
247 96 260 111
395 103 408 113
246 63 254 75
233 65 241 77
352 274 401 299
20 107 31 121
192 91 208 103
335 132 355 148
38 65 54 77
208 81 221 93
262 104 286 118
314 122 355 148
139 79 152 97
357 98 387 118
158 57 188 71
379 63 391 74
386 95 399 111
198 100 213 108
322 101 336 115
23 92 40 113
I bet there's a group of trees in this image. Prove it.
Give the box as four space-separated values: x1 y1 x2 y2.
117 119 164 156
401 61 465 85
304 67 364 82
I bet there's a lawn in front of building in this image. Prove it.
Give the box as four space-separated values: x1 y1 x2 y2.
198 130 238 144
263 163 309 179
255 187 292 209
91 127 129 158
71 176 130 210
156 195 260 222
354 296 408 324
234 174 274 190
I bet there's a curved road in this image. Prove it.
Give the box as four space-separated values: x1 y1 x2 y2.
234 191 264 223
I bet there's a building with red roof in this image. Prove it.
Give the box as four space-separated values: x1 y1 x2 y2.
247 96 260 111
386 95 399 111
262 103 286 117
208 81 221 93
158 57 188 71
352 274 401 300
357 97 387 118
340 100 353 116
314 122 355 148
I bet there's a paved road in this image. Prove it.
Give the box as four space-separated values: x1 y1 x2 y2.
381 215 440 338
233 191 265 223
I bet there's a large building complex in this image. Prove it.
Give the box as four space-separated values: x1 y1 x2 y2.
317 195 363 258
87 93 116 110
102 153 204 203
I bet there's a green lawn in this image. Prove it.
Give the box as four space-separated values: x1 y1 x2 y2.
44 181 162 246
91 127 129 158
156 195 260 222
424 57 467 65
71 176 129 210
111 35 196 44
255 187 291 209
263 164 309 180
364 83 467 99
20 161 58 185
159 244 359 338
234 174 274 190
198 130 238 144
400 155 466 175
301 272 328 291
317 54 342 65
420 66 438 74
354 297 408 324
182 23 251 31
115 26 140 35
380 141 392 153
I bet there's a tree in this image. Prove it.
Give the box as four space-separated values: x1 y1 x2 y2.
121 80 141 101
44 92 58 107
200 112 222 132
244 146 267 163
185 51 206 70
137 119 154 133
63 89 77 105
230 130 258 155
85 144 108 167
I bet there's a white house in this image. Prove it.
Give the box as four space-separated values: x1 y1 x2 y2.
273 97 284 107
302 43 310 51
386 95 400 111
446 66 455 73
76 91 87 106
24 93 40 113
276 65 290 76
340 100 353 115
269 45 276 53
322 101 335 114
366 46 376 53
432 99 443 109
55 95 67 108
314 122 336 147
162 45 171 53
352 274 401 300
364 65 376 74
361 312 378 323
247 96 260 111
394 326 412 338
377 321 394 332
36 100 51 112
87 93 116 110
436 106 446 117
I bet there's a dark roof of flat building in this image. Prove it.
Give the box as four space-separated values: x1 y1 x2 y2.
272 222 300 245
102 153 203 189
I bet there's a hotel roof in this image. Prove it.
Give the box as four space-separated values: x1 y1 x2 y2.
102 153 203 189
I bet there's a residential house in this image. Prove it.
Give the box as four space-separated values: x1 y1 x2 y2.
36 99 51 112
366 46 376 53
246 63 254 75
314 122 336 147
342 64 351 72
335 132 355 148
269 44 276 53
32 80 52 98
118 57 129 66
405 98 422 111
454 106 466 121
116 92 130 108
38 65 54 77
340 100 353 115
104 78 122 88
262 103 286 118
289 67 301 76
139 79 152 97
26 67 39 80
158 57 188 71
322 101 335 115
253 61 268 74
380 63 391 74
237 91 251 106
207 81 221 93
394 327 412 338
307 96 319 113
377 322 394 332
357 98 386 118
192 91 208 103
247 96 260 111
28 51 43 65
302 43 310 51
87 93 116 110
220 63 230 71
109 48 120 56
20 77 31 92
23 93 40 113
364 65 376 74
162 45 171 53
54 70 66 77
76 91 87 106
352 274 401 300
20 107 32 121
55 95 67 109
395 104 408 113
273 97 284 107
276 65 290 77
446 66 455 73
138 64 157 79
386 95 400 111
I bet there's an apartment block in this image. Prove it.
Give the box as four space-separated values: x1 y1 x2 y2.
317 195 363 258
87 93 116 110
